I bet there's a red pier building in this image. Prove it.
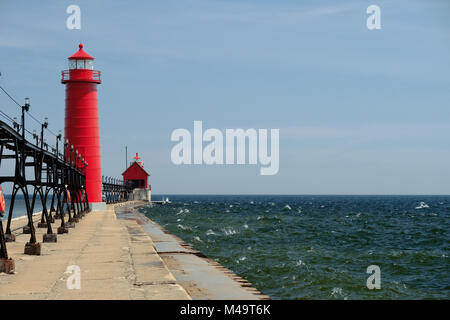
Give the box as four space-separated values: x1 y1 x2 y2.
122 153 151 202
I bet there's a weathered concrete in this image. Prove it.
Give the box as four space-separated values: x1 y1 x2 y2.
0 201 269 300
0 202 190 300
132 188 151 202
89 202 107 211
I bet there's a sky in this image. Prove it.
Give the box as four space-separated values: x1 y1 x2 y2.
0 0 449 195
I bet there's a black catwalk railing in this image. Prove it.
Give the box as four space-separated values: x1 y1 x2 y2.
102 176 133 204
0 117 89 269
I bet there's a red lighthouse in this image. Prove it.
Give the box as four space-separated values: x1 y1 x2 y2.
62 43 104 209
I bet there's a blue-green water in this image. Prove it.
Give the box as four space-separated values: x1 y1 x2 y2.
2 195 47 219
141 195 449 299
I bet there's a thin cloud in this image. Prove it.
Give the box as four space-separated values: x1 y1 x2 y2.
177 1 357 24
0 40 30 49
282 124 448 141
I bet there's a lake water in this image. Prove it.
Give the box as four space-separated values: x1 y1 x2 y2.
142 195 449 299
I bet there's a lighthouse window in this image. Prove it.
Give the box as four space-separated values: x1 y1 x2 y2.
85 60 94 70
76 60 85 69
68 59 93 70
69 59 77 70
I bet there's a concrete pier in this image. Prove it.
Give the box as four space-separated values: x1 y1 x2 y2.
0 201 269 300
116 203 269 300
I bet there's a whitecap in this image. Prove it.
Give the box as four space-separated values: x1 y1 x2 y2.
250 201 254 205
193 236 203 242
176 208 190 215
243 224 249 229
222 227 238 236
206 229 216 236
331 287 346 299
283 205 292 211
415 201 429 209
296 260 305 267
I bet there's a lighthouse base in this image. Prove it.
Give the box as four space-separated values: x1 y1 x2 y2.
132 188 151 203
90 202 107 211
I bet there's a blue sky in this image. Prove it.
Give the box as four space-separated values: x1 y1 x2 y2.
0 0 449 194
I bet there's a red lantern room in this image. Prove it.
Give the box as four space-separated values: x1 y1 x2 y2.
62 43 101 83
122 153 150 189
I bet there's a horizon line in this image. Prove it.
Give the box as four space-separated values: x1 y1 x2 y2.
149 193 450 196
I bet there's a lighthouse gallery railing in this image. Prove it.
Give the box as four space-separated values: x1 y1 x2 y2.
61 69 101 82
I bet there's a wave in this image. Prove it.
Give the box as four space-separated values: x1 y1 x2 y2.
296 260 306 267
330 287 348 300
415 202 430 209
222 227 238 236
176 208 190 215
193 236 203 242
177 224 193 231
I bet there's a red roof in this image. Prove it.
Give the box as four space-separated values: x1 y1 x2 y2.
68 43 94 60
121 161 150 177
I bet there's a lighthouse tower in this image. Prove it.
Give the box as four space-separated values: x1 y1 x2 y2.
61 43 105 210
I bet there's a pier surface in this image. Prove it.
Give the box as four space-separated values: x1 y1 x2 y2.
0 202 268 300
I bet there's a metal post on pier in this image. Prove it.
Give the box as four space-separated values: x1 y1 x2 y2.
0 106 90 271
